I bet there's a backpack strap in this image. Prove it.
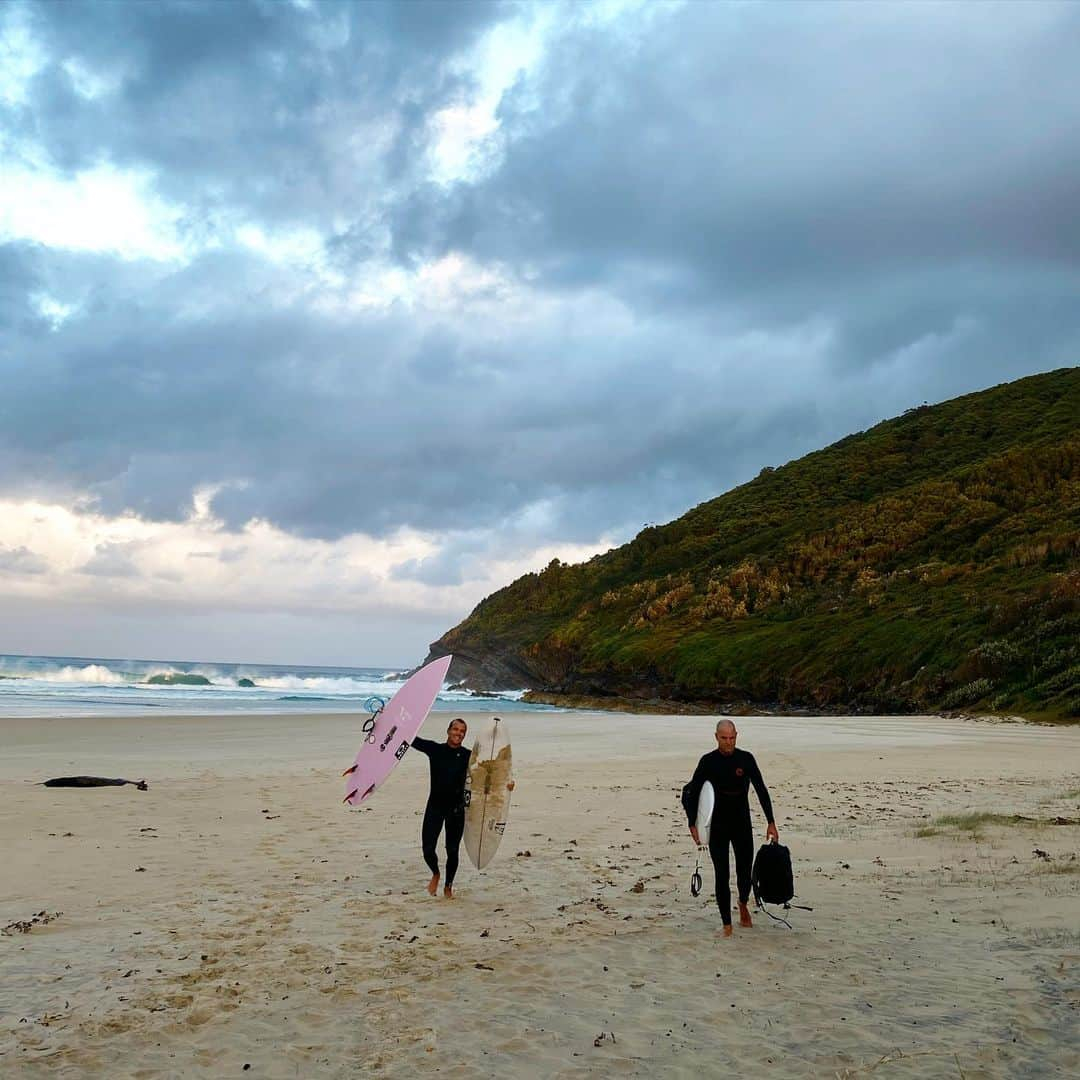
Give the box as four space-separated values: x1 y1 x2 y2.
753 899 793 930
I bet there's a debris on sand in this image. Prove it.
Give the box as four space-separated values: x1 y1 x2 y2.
41 776 148 791
3 911 63 935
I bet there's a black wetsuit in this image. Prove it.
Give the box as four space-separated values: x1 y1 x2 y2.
682 748 775 925
413 736 471 887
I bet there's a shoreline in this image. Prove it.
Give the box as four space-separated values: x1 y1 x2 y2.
519 689 1074 726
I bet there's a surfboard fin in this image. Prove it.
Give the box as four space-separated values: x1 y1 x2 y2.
342 764 358 777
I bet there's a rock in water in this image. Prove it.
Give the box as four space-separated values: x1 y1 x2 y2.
146 673 211 686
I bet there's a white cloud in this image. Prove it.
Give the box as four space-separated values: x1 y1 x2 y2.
0 497 610 625
0 161 190 262
61 56 122 101
235 223 327 268
32 292 78 330
0 7 45 108
428 102 500 184
426 4 557 186
0 544 48 575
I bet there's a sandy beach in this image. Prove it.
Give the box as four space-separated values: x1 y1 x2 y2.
2 710 1078 1078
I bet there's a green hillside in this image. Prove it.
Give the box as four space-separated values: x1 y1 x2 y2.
426 368 1080 720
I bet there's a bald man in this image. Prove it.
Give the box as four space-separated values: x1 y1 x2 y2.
682 720 778 937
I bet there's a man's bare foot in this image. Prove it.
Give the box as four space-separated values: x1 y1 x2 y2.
426 874 440 896
738 902 753 928
443 885 454 900
722 923 733 938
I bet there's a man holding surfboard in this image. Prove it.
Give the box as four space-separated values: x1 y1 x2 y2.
412 717 518 898
413 718 472 899
682 720 778 937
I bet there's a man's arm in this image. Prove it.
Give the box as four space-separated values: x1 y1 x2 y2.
682 755 709 844
411 735 438 756
747 754 779 840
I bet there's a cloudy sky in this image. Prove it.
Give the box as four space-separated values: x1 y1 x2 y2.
1 0 1078 666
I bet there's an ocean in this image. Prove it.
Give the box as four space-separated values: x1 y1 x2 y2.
0 653 552 718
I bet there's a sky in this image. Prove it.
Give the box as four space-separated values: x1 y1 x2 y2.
1 0 1078 667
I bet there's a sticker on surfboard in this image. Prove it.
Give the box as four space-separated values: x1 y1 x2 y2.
342 655 452 806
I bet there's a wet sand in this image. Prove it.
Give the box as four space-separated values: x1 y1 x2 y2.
2 710 1078 1077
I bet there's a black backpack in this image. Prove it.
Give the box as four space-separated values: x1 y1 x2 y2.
751 840 794 906
751 840 812 927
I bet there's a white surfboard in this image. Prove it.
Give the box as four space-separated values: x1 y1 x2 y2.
463 716 512 870
695 780 715 847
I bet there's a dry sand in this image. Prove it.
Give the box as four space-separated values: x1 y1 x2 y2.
1 710 1078 1078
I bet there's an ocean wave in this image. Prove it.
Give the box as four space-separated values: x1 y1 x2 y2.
0 653 560 717
439 687 528 701
249 675 396 694
33 664 129 684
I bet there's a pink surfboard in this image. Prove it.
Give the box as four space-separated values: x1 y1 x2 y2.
342 655 452 806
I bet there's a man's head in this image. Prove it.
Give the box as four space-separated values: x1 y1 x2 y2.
447 718 467 748
715 720 738 755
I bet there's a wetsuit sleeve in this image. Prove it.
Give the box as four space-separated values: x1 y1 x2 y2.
411 735 437 756
681 755 710 826
747 753 775 824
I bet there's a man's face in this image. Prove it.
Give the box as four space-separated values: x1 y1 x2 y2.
716 724 737 755
447 720 467 748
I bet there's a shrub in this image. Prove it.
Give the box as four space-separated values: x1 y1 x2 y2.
942 678 995 709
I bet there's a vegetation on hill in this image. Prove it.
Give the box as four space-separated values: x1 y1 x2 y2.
426 368 1080 720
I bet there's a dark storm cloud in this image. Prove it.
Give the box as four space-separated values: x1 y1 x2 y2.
397 3 1080 283
393 1 1080 385
3 0 1079 582
2 239 785 543
0 243 46 335
12 0 508 225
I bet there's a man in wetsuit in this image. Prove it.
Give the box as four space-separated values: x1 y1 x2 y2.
412 718 471 899
682 719 778 937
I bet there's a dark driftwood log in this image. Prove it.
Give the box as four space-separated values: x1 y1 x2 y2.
42 776 148 791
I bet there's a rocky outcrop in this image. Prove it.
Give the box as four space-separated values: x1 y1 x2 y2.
423 643 540 692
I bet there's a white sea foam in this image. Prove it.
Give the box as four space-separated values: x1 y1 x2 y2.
0 652 555 717
251 675 400 695
39 664 127 684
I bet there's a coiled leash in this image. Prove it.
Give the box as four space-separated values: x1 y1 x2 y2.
359 696 386 744
341 696 388 800
690 854 703 897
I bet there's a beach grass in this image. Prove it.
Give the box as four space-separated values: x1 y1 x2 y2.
915 811 1055 838
1036 860 1080 875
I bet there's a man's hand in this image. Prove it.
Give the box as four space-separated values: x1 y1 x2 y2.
507 780 515 791
690 826 701 846
766 822 779 843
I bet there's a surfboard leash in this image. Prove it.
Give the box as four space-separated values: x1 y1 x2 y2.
342 698 388 801
690 852 703 897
